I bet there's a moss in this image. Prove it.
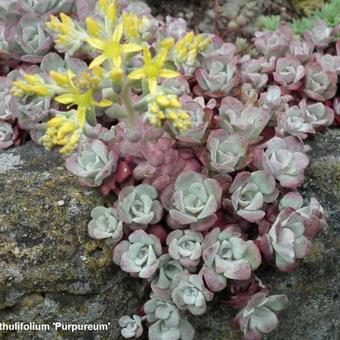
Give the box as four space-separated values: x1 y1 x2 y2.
304 241 325 264
305 156 340 202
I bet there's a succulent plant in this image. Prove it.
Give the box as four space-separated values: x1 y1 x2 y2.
309 20 333 49
170 97 211 145
145 296 195 340
297 197 327 235
229 171 279 222
195 56 239 95
234 292 288 339
288 34 314 63
162 16 187 40
0 77 13 121
161 77 190 97
113 230 162 279
116 184 163 230
87 206 123 244
119 314 143 339
240 59 268 89
260 136 310 188
258 86 292 116
303 62 337 101
316 53 340 75
299 99 334 127
0 120 18 149
7 13 53 63
254 25 292 58
202 227 261 292
65 139 118 187
166 230 203 269
151 254 184 299
273 57 305 91
22 0 75 16
276 104 315 139
207 130 249 174
217 97 271 142
132 135 201 192
161 171 222 231
171 272 213 315
259 208 311 271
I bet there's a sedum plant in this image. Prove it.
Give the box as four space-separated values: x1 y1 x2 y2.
234 292 289 340
161 171 222 231
116 184 163 230
202 227 261 292
113 229 162 279
87 205 123 244
144 295 194 340
1 0 337 338
166 230 203 270
171 272 214 315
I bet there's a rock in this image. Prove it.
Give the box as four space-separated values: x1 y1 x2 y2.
0 142 146 339
0 128 339 339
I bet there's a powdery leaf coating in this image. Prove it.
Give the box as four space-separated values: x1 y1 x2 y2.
119 314 143 339
218 97 271 143
304 62 337 101
87 206 123 245
113 230 162 279
145 296 195 340
309 20 333 49
0 77 14 121
254 25 293 58
259 85 292 114
234 292 288 340
207 130 249 174
202 227 261 292
288 34 314 63
151 254 184 299
230 171 279 222
161 171 222 231
171 272 214 315
116 184 163 229
0 120 18 149
261 136 310 188
273 56 305 91
167 230 203 269
195 56 239 95
266 208 311 271
240 59 268 89
65 139 118 187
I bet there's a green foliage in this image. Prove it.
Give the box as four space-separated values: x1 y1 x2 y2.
292 0 340 34
257 15 281 32
258 0 340 35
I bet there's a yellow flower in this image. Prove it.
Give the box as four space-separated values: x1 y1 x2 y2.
41 115 81 154
86 23 142 70
128 44 180 94
50 68 112 128
45 13 87 52
97 0 117 23
174 32 211 66
122 12 143 41
146 93 191 132
12 74 53 97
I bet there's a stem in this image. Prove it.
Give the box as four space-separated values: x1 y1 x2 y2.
120 80 139 128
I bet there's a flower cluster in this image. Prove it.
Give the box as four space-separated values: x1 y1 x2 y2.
1 0 337 339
